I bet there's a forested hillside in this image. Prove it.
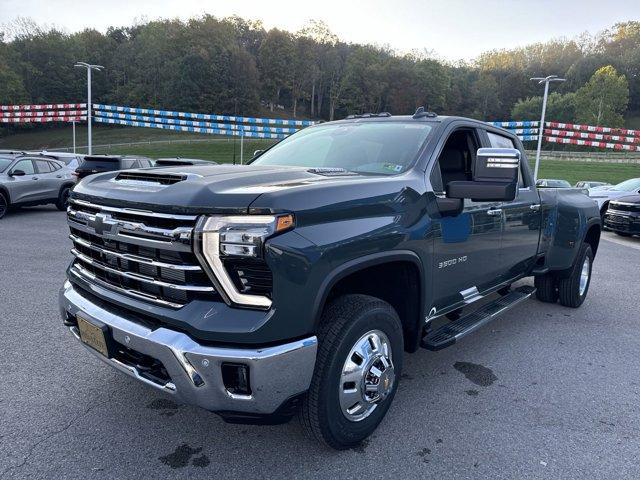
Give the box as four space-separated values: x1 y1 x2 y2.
0 16 638 125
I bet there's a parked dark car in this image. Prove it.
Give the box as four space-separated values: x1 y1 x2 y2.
0 154 75 218
74 155 154 179
60 112 600 449
604 195 640 236
154 158 214 167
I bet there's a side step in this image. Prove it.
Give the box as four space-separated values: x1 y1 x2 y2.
421 285 536 351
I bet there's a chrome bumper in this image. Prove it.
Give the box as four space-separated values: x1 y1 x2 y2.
59 281 318 415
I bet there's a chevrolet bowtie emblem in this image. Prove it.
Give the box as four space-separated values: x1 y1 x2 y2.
89 213 114 235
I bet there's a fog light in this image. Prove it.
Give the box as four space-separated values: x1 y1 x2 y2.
221 363 251 396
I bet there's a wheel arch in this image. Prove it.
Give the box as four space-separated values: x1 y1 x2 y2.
0 185 10 204
58 182 75 195
584 222 601 257
311 251 425 353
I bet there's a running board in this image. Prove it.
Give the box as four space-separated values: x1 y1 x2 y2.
421 285 536 351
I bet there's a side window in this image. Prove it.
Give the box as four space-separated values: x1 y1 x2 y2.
13 159 35 175
35 160 53 173
430 128 479 193
49 161 62 171
121 159 138 169
486 131 526 187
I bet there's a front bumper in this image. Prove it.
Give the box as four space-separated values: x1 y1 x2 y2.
59 281 318 415
604 211 640 234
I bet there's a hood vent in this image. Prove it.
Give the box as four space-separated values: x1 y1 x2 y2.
307 167 355 177
115 171 187 185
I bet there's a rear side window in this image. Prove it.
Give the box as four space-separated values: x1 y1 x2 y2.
121 159 139 169
35 160 54 173
486 131 526 187
49 161 62 171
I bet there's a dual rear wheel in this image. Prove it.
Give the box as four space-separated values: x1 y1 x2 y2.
535 242 593 308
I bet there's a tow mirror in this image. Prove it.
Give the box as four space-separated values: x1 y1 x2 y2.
9 169 26 177
447 148 520 202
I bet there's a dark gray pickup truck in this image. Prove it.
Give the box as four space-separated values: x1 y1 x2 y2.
59 112 601 449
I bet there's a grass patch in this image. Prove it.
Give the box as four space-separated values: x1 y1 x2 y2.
531 159 639 185
93 139 277 163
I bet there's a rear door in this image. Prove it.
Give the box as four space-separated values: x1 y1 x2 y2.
483 130 541 279
34 159 61 200
429 124 504 309
7 159 41 203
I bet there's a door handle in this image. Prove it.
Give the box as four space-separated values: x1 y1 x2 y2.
487 208 503 216
530 204 541 212
32 177 39 181
56 175 63 178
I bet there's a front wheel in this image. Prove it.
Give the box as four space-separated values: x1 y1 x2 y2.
558 243 593 308
299 294 403 449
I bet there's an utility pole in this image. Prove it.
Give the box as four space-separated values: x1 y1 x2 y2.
72 121 76 153
530 75 566 181
75 62 103 155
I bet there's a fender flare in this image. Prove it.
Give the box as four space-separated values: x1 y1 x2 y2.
0 185 10 205
310 250 425 328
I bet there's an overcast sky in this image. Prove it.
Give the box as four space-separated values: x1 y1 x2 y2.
1 0 638 60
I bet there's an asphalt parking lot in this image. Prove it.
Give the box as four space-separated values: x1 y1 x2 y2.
1 206 639 480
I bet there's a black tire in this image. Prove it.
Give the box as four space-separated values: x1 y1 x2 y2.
558 243 593 308
55 186 71 211
534 273 558 303
0 192 7 219
299 294 403 450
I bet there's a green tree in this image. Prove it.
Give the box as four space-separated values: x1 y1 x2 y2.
512 92 577 123
574 65 629 126
258 29 294 112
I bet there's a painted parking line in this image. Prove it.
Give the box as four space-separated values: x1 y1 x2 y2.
601 232 640 251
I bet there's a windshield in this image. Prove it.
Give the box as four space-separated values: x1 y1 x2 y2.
251 122 433 175
611 178 640 192
0 157 13 173
538 179 570 187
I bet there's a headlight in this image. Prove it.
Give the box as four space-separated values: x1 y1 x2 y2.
195 214 294 309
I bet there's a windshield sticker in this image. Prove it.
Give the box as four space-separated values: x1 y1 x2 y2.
383 163 403 172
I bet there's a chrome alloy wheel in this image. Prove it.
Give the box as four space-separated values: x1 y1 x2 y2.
579 255 591 296
339 329 395 422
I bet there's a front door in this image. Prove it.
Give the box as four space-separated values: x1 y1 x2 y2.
484 131 541 280
430 126 504 309
7 159 41 204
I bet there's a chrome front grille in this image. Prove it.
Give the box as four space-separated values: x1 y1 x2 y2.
67 198 215 308
610 202 640 213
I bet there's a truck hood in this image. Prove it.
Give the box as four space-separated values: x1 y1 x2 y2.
71 164 396 214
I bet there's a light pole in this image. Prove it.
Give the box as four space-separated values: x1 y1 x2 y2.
530 75 566 181
75 62 103 155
